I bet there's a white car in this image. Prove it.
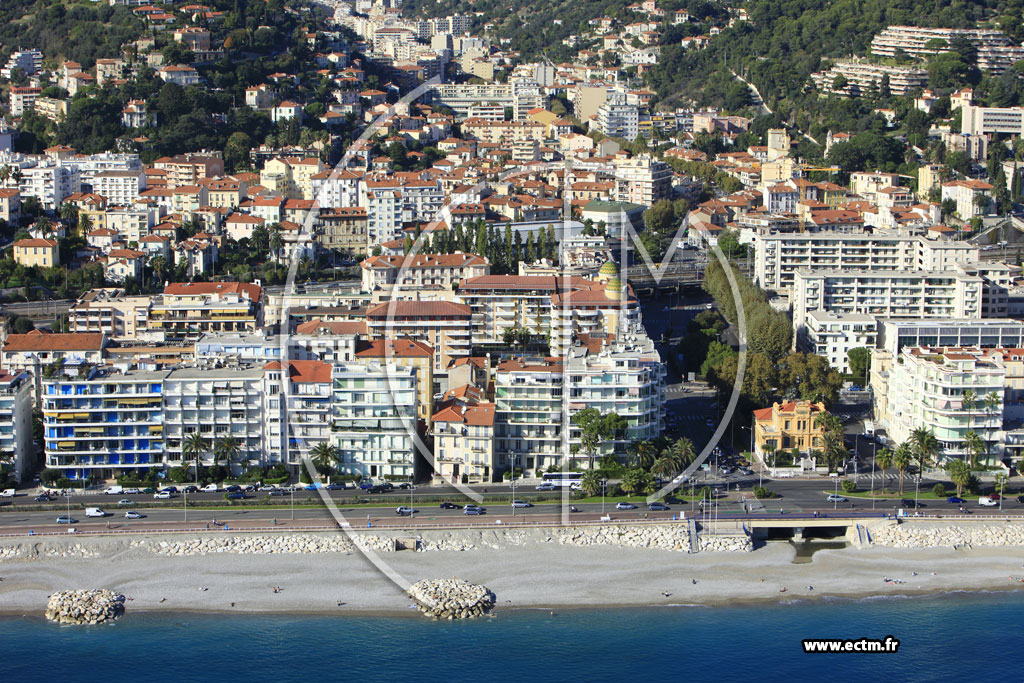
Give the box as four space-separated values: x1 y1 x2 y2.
124 511 144 519
978 496 999 507
122 488 140 495
511 500 533 508
201 484 219 492
536 482 556 491
153 491 172 499
826 494 847 503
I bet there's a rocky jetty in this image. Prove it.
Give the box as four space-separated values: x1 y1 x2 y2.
45 589 124 625
871 522 1024 549
555 524 751 552
408 578 495 619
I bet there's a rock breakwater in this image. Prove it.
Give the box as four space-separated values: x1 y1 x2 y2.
871 522 1024 549
45 589 124 625
408 578 495 619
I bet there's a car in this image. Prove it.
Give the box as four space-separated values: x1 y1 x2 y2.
369 485 388 494
141 487 156 494
227 492 247 500
55 516 77 524
648 502 670 511
379 483 394 492
103 486 123 495
900 499 926 509
257 485 277 492
124 511 144 519
739 467 753 476
160 486 179 494
183 485 198 494
269 489 287 497
357 481 374 491
395 506 418 516
154 491 172 499
325 483 346 490
117 499 134 505
826 494 848 503
304 484 320 491
201 484 218 492
85 507 107 517
397 483 414 490
242 485 257 492
616 502 638 510
1017 495 1024 504
34 494 52 502
439 502 460 510
947 496 966 504
123 488 141 495
225 485 242 492
978 496 999 507
536 482 556 491
463 506 486 515
990 492 1001 500
511 500 533 508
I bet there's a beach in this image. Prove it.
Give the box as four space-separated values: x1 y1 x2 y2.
1 524 1023 615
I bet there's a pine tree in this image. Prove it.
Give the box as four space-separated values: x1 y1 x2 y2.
524 231 535 263
513 230 523 272
476 223 488 257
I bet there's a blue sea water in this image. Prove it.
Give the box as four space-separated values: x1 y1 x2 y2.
4 592 1022 682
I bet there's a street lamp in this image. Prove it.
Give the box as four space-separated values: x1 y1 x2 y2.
869 442 877 509
509 451 517 517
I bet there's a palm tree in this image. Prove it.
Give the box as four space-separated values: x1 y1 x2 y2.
149 255 167 285
893 443 911 495
214 435 241 469
181 432 209 484
982 392 1001 465
60 203 79 234
875 447 892 493
651 456 675 479
667 437 695 471
909 427 939 475
269 226 283 264
629 439 658 470
945 458 970 498
963 430 984 469
962 388 976 433
310 442 340 473
580 470 603 497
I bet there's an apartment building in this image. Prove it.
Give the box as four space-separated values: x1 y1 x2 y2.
494 357 565 473
12 238 59 268
432 400 496 484
360 253 489 293
791 269 985 334
432 81 546 121
153 153 224 189
941 178 993 218
67 290 155 339
330 362 418 480
93 170 145 206
0 371 35 482
162 365 266 471
2 333 107 380
42 367 167 480
810 60 928 96
353 338 434 423
877 318 1024 358
753 232 980 295
318 207 368 255
9 87 41 117
1 50 42 79
0 188 20 225
461 119 546 143
595 93 639 140
870 26 1024 73
263 360 333 470
365 300 471 379
878 346 1004 460
141 282 263 341
801 311 878 374
612 156 672 205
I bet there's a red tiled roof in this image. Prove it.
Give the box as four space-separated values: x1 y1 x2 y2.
355 338 433 358
263 360 332 383
4 333 104 352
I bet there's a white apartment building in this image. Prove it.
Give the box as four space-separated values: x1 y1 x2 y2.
494 357 565 473
365 189 404 244
9 87 40 117
754 232 980 294
263 360 333 470
432 81 546 121
93 170 145 206
310 169 361 208
595 93 639 140
162 365 266 471
801 311 877 374
941 178 993 219
791 268 985 334
878 346 1004 461
360 253 490 292
330 362 418 480
1 50 43 79
432 401 495 484
67 289 152 339
13 161 76 210
870 26 1024 74
810 60 928 96
612 155 672 206
0 371 35 483
877 318 1024 358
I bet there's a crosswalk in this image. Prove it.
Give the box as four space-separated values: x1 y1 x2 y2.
855 472 900 482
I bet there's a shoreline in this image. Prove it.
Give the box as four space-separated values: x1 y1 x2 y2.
2 527 1024 617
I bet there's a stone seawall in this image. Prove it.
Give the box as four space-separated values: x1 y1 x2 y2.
870 522 1024 549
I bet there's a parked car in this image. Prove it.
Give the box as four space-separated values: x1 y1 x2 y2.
325 483 346 491
511 500 533 508
183 485 198 494
161 486 179 494
200 484 219 492
56 516 78 524
648 502 670 511
826 494 848 503
141 487 156 494
947 496 966 504
616 502 638 510
122 488 140 495
439 502 460 510
103 486 123 495
154 491 172 499
124 511 144 519
225 485 241 493
395 506 418 516
357 481 374 491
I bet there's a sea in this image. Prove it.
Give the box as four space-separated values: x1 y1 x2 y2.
4 590 1022 681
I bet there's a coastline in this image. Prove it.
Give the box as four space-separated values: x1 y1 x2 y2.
2 528 1024 617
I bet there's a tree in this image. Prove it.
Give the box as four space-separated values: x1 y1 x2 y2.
892 443 911 495
909 427 939 476
651 456 675 479
875 447 892 493
182 432 209 484
628 439 658 470
310 442 340 473
945 458 970 497
620 467 651 496
666 437 696 471
962 430 984 469
580 470 603 497
572 408 625 470
847 347 870 382
213 435 241 468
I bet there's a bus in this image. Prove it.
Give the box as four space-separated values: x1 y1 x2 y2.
542 472 584 489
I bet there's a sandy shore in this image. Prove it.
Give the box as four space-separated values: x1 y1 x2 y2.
1 529 1023 616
